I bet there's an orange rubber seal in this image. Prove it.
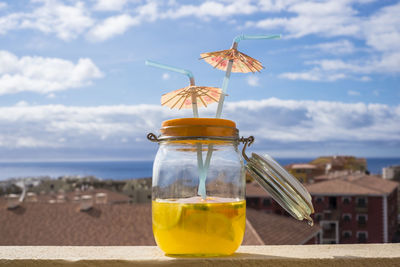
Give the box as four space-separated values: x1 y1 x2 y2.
160 118 238 139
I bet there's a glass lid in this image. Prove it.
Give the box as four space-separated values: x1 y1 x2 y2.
242 141 314 225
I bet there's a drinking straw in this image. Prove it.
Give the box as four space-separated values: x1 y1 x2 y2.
198 34 281 197
145 60 206 198
145 60 199 117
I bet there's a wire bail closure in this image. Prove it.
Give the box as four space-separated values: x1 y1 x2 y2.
239 136 254 161
147 133 159 142
147 132 254 160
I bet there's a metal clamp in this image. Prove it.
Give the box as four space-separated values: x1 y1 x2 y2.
240 136 254 161
147 133 159 142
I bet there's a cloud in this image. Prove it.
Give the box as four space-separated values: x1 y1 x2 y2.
15 101 29 107
0 0 94 40
246 1 361 39
162 0 257 19
360 76 371 82
93 0 127 11
307 40 355 55
162 73 170 80
247 76 260 86
246 1 400 79
347 90 360 96
0 2 7 9
363 2 400 53
280 51 400 82
87 14 139 42
22 0 94 41
279 69 346 82
0 50 103 95
0 98 399 159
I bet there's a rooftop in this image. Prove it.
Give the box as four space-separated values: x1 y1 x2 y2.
246 208 320 245
246 181 269 197
306 174 399 196
0 190 318 246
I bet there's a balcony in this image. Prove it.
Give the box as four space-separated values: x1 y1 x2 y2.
1 245 399 266
355 206 368 213
323 209 341 220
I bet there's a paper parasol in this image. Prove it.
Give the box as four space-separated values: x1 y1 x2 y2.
161 86 221 110
200 46 263 73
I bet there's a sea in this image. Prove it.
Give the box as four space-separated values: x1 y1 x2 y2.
0 158 399 181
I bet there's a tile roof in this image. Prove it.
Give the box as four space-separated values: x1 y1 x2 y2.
245 208 321 245
306 175 398 196
0 202 155 246
0 192 319 246
246 182 270 197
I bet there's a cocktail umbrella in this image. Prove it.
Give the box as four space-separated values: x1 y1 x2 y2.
200 45 263 73
200 34 281 119
199 34 281 197
161 86 221 110
145 60 221 199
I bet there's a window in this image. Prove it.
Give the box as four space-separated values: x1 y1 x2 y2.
263 198 271 207
329 197 337 209
343 231 352 239
316 197 323 204
357 214 368 225
342 197 351 204
357 231 368 243
247 197 259 208
356 197 367 207
342 214 352 222
315 213 323 222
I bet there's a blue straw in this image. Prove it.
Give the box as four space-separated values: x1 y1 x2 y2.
146 59 206 198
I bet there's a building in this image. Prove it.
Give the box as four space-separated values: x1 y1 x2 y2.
306 174 398 244
246 181 286 215
383 165 400 181
285 163 317 184
313 170 364 183
310 156 367 174
0 189 320 246
246 174 399 244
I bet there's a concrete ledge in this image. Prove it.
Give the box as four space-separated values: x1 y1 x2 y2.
1 245 400 266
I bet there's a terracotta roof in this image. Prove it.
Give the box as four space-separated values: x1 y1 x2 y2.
68 189 131 204
245 208 321 245
306 175 398 196
246 182 270 197
27 189 131 204
0 194 319 246
0 202 155 246
242 220 264 245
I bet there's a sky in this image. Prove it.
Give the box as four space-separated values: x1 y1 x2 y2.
0 0 399 161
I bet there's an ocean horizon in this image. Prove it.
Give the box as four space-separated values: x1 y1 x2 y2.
1 157 399 181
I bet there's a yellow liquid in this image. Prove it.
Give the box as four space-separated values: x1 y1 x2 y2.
152 197 246 256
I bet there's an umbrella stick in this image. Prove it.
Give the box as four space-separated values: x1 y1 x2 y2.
199 34 281 197
215 59 234 118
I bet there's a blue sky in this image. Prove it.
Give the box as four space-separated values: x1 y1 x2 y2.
0 0 399 161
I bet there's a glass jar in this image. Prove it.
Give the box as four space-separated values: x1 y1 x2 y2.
148 117 315 256
149 118 246 256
